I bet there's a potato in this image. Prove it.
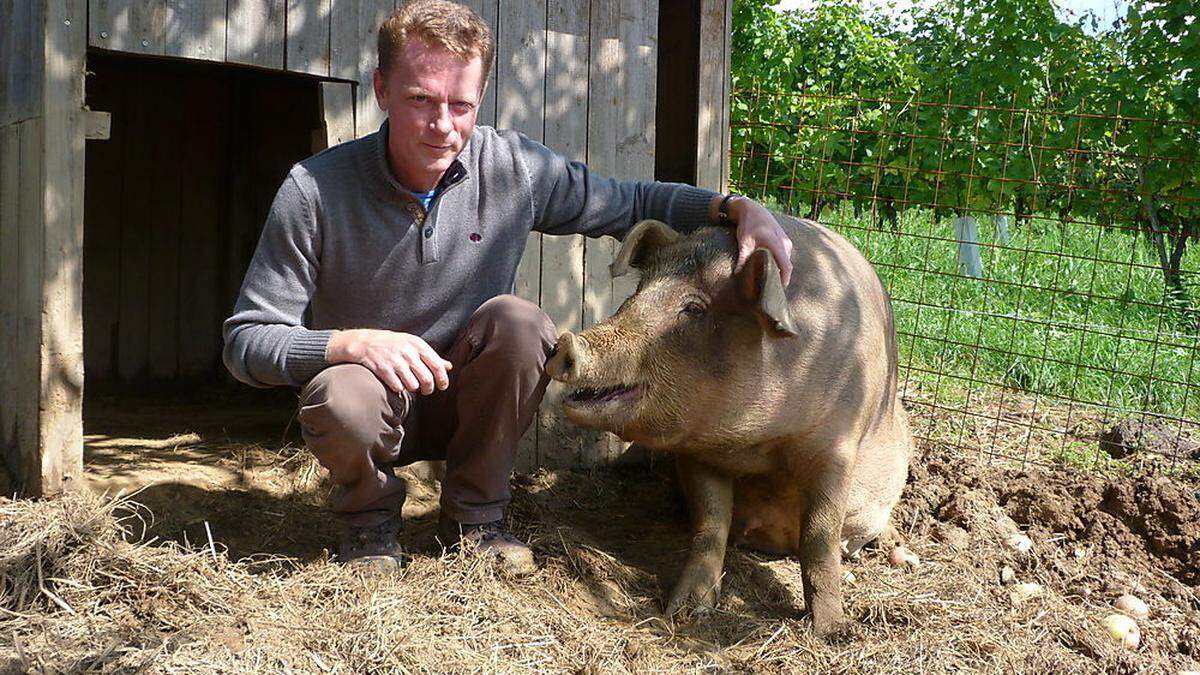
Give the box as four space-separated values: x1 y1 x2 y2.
1114 594 1149 620
1101 614 1140 649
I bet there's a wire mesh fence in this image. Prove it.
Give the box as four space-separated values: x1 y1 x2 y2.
729 87 1200 474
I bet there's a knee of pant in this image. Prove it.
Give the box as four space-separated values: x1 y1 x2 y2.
476 294 557 351
299 363 390 433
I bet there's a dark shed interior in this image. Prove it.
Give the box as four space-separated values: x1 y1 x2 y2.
83 51 324 394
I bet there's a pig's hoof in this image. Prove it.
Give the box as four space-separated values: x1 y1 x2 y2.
664 575 721 618
810 605 847 639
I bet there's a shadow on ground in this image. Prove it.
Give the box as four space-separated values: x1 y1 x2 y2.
81 388 809 650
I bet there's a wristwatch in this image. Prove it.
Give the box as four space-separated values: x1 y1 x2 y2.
717 193 742 226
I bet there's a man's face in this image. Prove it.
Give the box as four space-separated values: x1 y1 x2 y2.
373 39 484 191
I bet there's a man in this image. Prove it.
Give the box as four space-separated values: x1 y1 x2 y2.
223 0 793 572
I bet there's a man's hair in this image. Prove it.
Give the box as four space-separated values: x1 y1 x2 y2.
378 1 495 82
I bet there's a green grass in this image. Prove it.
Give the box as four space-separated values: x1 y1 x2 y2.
802 204 1200 421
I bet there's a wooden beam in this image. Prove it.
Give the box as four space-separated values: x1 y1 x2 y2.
0 0 87 495
39 0 87 494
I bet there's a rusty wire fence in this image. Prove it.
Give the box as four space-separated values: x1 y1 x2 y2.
729 88 1200 474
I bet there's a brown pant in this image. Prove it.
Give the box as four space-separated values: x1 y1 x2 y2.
297 295 557 527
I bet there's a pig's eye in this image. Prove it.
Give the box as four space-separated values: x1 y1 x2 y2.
680 301 707 318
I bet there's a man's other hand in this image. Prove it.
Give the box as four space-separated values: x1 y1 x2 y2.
729 197 794 286
326 329 453 395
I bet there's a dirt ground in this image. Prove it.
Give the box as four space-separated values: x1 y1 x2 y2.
2 389 1199 673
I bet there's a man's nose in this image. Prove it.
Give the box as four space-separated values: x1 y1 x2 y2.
431 105 453 135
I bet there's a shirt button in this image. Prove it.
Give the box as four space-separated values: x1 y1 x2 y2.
424 226 434 239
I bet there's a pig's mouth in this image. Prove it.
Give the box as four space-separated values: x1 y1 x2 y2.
565 383 643 407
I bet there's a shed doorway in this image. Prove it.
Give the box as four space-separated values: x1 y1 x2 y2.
81 51 328 501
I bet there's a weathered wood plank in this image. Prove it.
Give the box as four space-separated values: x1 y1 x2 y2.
618 0 657 183
613 0 657 314
460 0 498 128
354 0 393 136
117 80 152 382
321 81 355 147
177 72 229 379
583 0 620 332
89 0 168 55
0 124 20 474
538 0 590 468
286 0 331 76
1 2 45 127
497 0 547 304
695 0 728 192
38 0 87 494
16 118 45 492
329 0 361 80
226 0 286 69
165 0 227 61
146 72 183 380
495 0 547 468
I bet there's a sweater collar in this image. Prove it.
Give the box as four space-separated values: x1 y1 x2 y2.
368 119 472 200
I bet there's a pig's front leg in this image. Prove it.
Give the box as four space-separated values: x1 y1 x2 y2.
665 457 734 616
799 448 853 637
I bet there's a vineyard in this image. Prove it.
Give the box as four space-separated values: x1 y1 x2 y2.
730 0 1200 469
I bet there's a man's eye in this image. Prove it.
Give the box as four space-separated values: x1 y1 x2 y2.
410 95 428 103
681 302 707 317
452 102 475 112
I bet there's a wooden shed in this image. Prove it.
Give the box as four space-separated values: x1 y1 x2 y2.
0 0 733 496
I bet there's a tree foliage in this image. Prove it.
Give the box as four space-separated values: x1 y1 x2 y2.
730 0 1199 292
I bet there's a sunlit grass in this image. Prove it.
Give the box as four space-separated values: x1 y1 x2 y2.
766 200 1200 420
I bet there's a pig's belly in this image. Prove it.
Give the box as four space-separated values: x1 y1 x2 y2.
730 475 888 556
731 476 802 555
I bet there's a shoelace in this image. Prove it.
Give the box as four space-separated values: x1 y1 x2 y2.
471 520 507 543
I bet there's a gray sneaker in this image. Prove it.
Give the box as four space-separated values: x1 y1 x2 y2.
339 513 404 571
437 516 536 576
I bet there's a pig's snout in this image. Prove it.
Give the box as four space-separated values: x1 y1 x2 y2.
546 331 587 383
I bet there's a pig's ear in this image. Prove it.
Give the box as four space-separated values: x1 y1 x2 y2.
610 220 681 278
737 248 798 337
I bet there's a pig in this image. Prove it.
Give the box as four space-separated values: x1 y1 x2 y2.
544 215 912 636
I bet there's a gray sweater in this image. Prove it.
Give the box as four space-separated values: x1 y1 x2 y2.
222 122 718 388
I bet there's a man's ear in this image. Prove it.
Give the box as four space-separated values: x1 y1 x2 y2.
610 220 682 278
737 249 798 337
373 68 387 111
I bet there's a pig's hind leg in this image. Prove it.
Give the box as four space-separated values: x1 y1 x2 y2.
796 443 854 638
